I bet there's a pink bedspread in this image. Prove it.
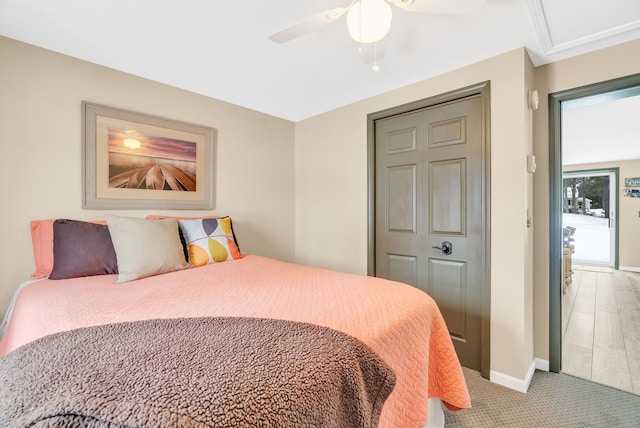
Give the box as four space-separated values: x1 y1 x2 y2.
0 255 470 427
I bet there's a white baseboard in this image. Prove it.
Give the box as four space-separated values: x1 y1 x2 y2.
535 358 549 371
490 360 536 393
619 266 640 273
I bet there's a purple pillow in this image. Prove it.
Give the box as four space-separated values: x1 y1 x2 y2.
49 219 118 280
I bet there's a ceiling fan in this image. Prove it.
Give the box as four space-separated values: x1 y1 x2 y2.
268 0 487 45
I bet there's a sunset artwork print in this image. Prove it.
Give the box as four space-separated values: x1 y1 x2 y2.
108 128 197 192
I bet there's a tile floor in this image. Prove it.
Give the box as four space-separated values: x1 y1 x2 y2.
562 265 640 395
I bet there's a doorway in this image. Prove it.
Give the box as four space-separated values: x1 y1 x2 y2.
367 83 491 378
562 169 618 268
549 73 640 388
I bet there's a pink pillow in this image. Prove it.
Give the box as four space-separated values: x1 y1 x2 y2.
30 219 107 279
30 220 55 279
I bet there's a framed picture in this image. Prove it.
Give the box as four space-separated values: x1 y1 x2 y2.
82 102 215 210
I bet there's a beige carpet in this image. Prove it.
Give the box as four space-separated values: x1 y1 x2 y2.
444 367 640 427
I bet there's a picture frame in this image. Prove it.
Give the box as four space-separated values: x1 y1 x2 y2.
82 101 215 210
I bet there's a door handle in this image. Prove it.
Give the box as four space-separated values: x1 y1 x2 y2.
432 241 453 255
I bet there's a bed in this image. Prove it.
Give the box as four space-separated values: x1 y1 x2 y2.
0 215 470 427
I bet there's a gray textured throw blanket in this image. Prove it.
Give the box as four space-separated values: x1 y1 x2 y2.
0 317 395 427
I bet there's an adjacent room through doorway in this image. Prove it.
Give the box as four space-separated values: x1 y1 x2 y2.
551 76 640 395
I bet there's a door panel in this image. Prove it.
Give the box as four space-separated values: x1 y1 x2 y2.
375 95 484 370
430 159 465 235
388 127 417 152
387 164 417 233
428 258 467 340
429 116 466 148
388 254 418 287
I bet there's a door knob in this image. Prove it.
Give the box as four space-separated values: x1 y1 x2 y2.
432 241 453 255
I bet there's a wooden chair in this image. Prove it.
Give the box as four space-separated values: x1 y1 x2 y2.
562 227 575 294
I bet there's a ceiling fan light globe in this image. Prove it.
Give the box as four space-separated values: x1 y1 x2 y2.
346 0 393 43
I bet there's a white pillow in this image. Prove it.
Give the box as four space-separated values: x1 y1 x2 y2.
106 214 188 283
178 217 241 267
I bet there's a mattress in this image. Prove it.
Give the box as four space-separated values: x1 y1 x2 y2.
0 254 470 427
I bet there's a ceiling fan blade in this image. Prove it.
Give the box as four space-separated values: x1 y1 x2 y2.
268 7 349 43
388 0 486 14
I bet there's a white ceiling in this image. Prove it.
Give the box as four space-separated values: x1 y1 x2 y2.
563 92 640 166
1 0 639 122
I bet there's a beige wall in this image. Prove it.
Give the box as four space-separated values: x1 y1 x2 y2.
533 38 640 361
0 36 296 318
564 160 640 270
295 48 537 382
